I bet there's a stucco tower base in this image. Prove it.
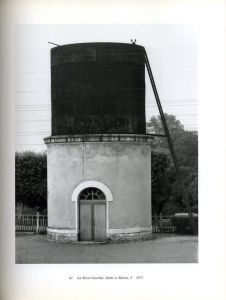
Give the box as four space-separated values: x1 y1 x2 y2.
44 134 153 242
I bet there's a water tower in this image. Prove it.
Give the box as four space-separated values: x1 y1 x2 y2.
44 42 152 242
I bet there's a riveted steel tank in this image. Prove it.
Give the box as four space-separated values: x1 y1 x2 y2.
51 42 146 135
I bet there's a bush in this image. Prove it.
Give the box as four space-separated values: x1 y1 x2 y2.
171 213 198 235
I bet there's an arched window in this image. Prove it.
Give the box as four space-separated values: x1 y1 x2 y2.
79 188 106 201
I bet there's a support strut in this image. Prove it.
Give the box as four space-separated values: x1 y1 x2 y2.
144 50 197 234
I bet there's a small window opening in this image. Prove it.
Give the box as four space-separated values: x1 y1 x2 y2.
79 188 106 200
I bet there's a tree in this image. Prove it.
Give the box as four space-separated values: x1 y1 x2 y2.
147 114 185 152
148 114 198 214
15 151 47 212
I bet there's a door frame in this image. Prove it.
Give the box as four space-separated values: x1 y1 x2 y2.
72 181 113 240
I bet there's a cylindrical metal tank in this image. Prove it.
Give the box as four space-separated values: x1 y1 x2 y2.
51 42 146 135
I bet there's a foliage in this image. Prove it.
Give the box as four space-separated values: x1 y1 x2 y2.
15 151 47 212
148 114 198 215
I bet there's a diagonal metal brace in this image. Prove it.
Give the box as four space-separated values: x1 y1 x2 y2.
144 50 197 235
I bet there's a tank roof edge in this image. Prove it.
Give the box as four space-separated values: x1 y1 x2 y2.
50 42 145 52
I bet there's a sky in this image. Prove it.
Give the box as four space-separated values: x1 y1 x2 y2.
15 24 198 152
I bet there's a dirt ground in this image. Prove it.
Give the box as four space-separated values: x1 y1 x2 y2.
16 233 198 264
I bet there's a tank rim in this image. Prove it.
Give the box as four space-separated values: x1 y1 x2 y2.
50 42 145 50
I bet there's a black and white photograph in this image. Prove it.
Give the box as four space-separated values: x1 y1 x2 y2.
15 24 198 264
0 1 225 300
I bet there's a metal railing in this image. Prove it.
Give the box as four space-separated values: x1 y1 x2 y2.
152 216 176 233
16 213 47 233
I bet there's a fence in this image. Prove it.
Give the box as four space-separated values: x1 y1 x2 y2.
16 213 47 233
16 214 175 234
152 215 176 233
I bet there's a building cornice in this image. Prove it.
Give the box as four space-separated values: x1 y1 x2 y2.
44 134 153 144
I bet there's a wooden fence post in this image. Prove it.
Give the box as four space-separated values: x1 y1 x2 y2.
36 212 39 233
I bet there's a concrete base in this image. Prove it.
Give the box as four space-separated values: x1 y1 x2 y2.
108 232 152 242
47 227 152 243
47 228 78 243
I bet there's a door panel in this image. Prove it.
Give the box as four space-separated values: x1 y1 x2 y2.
79 203 92 241
93 204 106 241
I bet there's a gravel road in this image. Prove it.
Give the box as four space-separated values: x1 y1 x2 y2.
16 233 198 263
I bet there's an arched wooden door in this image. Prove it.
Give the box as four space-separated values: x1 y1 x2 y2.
79 187 106 241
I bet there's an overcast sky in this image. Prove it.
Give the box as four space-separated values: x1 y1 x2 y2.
15 24 198 152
